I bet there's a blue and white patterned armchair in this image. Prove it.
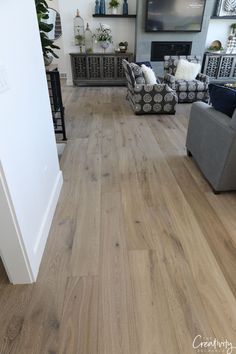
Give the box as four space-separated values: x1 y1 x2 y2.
164 55 209 103
122 60 178 115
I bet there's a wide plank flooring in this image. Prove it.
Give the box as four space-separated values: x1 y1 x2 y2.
0 86 236 354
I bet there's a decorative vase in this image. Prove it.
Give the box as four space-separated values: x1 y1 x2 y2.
123 0 128 15
111 6 118 14
95 0 100 14
85 23 93 53
100 41 110 52
100 0 106 14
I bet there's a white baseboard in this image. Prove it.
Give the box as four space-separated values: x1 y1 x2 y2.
66 78 73 86
33 171 63 279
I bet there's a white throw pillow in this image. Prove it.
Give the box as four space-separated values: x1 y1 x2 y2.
141 64 157 85
175 59 201 81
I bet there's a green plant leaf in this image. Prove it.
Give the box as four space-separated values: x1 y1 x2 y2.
40 22 53 32
35 0 60 59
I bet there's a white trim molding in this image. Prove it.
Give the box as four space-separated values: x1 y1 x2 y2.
33 171 63 278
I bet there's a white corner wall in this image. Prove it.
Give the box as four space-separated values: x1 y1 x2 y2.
0 0 63 283
58 0 137 84
206 19 236 49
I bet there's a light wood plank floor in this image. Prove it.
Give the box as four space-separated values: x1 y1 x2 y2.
0 86 236 354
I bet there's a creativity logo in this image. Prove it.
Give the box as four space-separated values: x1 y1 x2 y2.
193 335 236 354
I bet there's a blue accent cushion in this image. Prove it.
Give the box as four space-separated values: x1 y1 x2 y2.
136 61 152 68
209 83 236 117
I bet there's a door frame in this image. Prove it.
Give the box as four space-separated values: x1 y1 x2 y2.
0 162 34 284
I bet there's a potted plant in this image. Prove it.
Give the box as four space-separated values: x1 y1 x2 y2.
95 24 113 52
109 0 120 14
35 0 60 65
119 41 128 53
75 33 85 53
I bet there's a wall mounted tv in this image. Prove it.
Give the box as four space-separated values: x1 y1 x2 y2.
146 0 206 32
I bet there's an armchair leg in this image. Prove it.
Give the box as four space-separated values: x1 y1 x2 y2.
187 149 192 157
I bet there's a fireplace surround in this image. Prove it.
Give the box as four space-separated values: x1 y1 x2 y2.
135 0 215 76
151 41 192 62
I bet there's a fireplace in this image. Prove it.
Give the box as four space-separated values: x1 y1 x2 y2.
151 41 192 62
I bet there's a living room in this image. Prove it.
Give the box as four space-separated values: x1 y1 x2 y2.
0 0 236 353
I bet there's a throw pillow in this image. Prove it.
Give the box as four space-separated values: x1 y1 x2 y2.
175 59 201 81
209 83 236 118
136 61 152 68
129 63 145 85
141 64 157 85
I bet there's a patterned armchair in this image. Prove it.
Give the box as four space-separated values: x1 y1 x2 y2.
164 56 209 103
122 60 178 115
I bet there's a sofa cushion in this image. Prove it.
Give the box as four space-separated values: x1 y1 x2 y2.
175 59 201 81
176 79 208 92
129 63 146 85
209 84 236 117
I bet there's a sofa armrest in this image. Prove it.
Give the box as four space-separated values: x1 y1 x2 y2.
196 73 210 85
163 73 176 90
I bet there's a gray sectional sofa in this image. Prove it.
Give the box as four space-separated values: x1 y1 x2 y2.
186 101 236 193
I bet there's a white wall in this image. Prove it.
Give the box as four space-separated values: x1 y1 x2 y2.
206 19 236 49
58 0 137 84
0 0 63 283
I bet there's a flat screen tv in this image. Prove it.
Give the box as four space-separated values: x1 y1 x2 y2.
146 0 206 32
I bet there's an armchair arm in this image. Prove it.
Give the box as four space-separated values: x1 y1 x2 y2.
196 73 210 85
163 73 176 90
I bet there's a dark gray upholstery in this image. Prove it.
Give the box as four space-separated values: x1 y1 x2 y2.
164 56 209 103
186 102 236 192
123 59 178 115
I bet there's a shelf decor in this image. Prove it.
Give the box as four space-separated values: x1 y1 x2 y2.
216 0 236 17
95 0 100 14
95 23 113 52
109 0 120 14
100 0 106 14
123 0 128 15
85 23 93 53
74 9 85 52
226 24 236 53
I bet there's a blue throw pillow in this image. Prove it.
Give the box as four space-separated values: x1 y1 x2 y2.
209 83 236 117
136 61 152 68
